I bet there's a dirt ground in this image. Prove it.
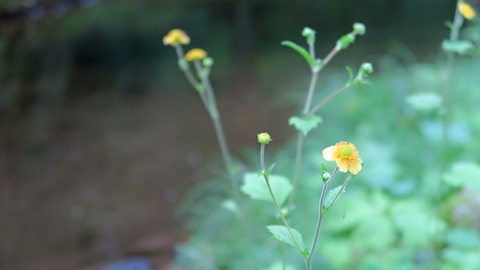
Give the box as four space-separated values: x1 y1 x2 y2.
0 84 292 270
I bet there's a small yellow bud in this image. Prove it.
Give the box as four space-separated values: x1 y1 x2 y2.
257 133 272 144
185 48 208 61
459 2 476 20
163 29 190 46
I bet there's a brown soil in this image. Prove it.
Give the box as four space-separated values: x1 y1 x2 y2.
0 85 293 270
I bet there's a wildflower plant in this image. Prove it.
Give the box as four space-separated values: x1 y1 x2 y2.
165 22 373 269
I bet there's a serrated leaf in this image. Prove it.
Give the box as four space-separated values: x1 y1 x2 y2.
405 92 442 111
442 40 474 55
267 225 305 250
288 115 322 135
324 185 345 210
281 40 314 68
241 173 292 206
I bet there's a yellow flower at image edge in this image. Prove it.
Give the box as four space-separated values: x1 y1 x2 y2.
163 29 190 46
459 2 476 20
323 141 362 174
185 48 208 61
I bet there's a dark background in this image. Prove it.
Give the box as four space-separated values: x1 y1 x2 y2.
0 0 467 269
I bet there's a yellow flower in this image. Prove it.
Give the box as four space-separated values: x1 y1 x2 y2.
185 48 208 61
257 133 272 144
163 29 190 46
459 2 476 20
322 141 362 175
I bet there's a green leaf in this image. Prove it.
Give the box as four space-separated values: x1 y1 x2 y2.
405 92 442 111
264 262 296 270
288 115 323 135
442 40 474 55
443 162 480 193
266 163 276 177
281 40 314 68
221 199 238 214
445 229 479 249
241 173 292 206
267 225 305 251
346 66 354 86
323 185 345 211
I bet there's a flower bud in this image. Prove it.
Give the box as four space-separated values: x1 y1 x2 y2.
322 171 331 182
335 34 355 50
257 133 272 144
353 23 366 35
202 57 214 67
360 62 373 74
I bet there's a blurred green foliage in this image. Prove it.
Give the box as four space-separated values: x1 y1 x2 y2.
172 18 480 268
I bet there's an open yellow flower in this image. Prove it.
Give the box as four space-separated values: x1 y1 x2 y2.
322 141 362 174
459 2 476 20
185 48 208 61
163 29 190 46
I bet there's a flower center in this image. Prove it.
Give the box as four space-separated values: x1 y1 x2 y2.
341 146 352 157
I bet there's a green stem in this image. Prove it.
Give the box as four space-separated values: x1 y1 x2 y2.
288 45 342 214
174 46 209 108
193 61 234 170
307 84 350 118
307 167 338 265
326 174 352 209
260 143 305 257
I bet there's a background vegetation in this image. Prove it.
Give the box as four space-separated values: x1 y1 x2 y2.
0 0 478 269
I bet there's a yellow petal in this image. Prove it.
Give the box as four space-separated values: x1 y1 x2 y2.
459 2 476 20
336 159 349 173
348 160 362 175
322 146 336 161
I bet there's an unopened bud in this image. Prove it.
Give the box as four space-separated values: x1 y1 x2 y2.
322 172 331 182
353 23 366 35
257 133 272 144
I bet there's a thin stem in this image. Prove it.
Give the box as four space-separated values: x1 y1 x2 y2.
321 47 339 68
326 174 352 209
307 167 338 263
307 84 350 118
302 71 319 115
260 144 305 256
193 61 234 169
265 174 305 255
288 45 343 214
174 46 209 108
287 131 304 212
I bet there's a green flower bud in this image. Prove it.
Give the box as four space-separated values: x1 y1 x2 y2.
353 23 366 35
302 27 316 46
335 34 356 50
257 132 272 144
302 27 316 37
322 171 331 182
360 62 373 74
202 57 214 67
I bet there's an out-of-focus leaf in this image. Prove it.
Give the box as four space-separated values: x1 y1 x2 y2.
241 173 292 206
443 162 480 193
289 115 322 136
281 40 314 68
266 225 305 251
323 185 345 211
406 92 442 111
442 40 474 55
445 229 479 249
